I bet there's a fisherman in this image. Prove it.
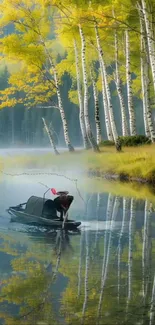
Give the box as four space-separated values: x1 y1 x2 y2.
51 189 74 222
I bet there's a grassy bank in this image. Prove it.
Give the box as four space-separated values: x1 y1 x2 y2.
86 144 155 183
1 144 155 183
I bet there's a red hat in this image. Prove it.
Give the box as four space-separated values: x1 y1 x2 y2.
51 188 57 195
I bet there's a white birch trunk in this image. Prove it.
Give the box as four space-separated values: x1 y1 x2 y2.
42 118 59 155
145 76 155 143
79 25 100 152
138 3 150 138
43 44 74 152
95 23 119 144
138 2 155 142
141 39 150 138
74 39 90 149
91 69 102 145
141 0 155 93
141 54 150 138
125 30 137 136
99 58 113 140
115 31 129 137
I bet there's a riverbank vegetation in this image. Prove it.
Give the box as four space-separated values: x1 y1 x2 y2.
1 144 155 185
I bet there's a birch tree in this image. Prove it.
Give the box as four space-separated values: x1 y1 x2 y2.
74 39 90 149
137 2 155 142
79 24 100 152
0 0 75 152
114 30 129 136
95 23 119 144
42 117 59 155
90 67 102 145
141 0 155 93
125 30 137 136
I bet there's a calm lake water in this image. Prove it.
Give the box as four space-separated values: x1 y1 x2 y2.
0 166 155 325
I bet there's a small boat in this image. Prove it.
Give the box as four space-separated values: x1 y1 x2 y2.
7 192 81 230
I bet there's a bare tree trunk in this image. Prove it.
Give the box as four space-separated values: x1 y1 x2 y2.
114 30 129 136
42 118 59 155
74 39 90 149
90 69 102 145
79 25 100 152
125 30 137 136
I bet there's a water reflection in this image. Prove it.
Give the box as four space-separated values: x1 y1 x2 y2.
0 192 155 325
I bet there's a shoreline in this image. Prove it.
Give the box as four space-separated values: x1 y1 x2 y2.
1 163 155 204
1 166 153 186
1 144 155 186
86 169 153 185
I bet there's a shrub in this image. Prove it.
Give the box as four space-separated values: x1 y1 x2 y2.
100 135 151 147
100 140 115 147
119 135 151 146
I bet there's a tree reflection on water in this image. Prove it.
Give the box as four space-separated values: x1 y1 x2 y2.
0 194 155 325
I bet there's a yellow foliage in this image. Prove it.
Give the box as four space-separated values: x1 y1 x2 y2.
56 56 76 78
0 97 17 108
68 89 79 105
0 0 149 116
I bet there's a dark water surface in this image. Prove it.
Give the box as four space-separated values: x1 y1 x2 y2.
0 170 155 325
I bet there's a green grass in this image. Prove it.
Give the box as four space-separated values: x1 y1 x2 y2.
85 145 155 182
